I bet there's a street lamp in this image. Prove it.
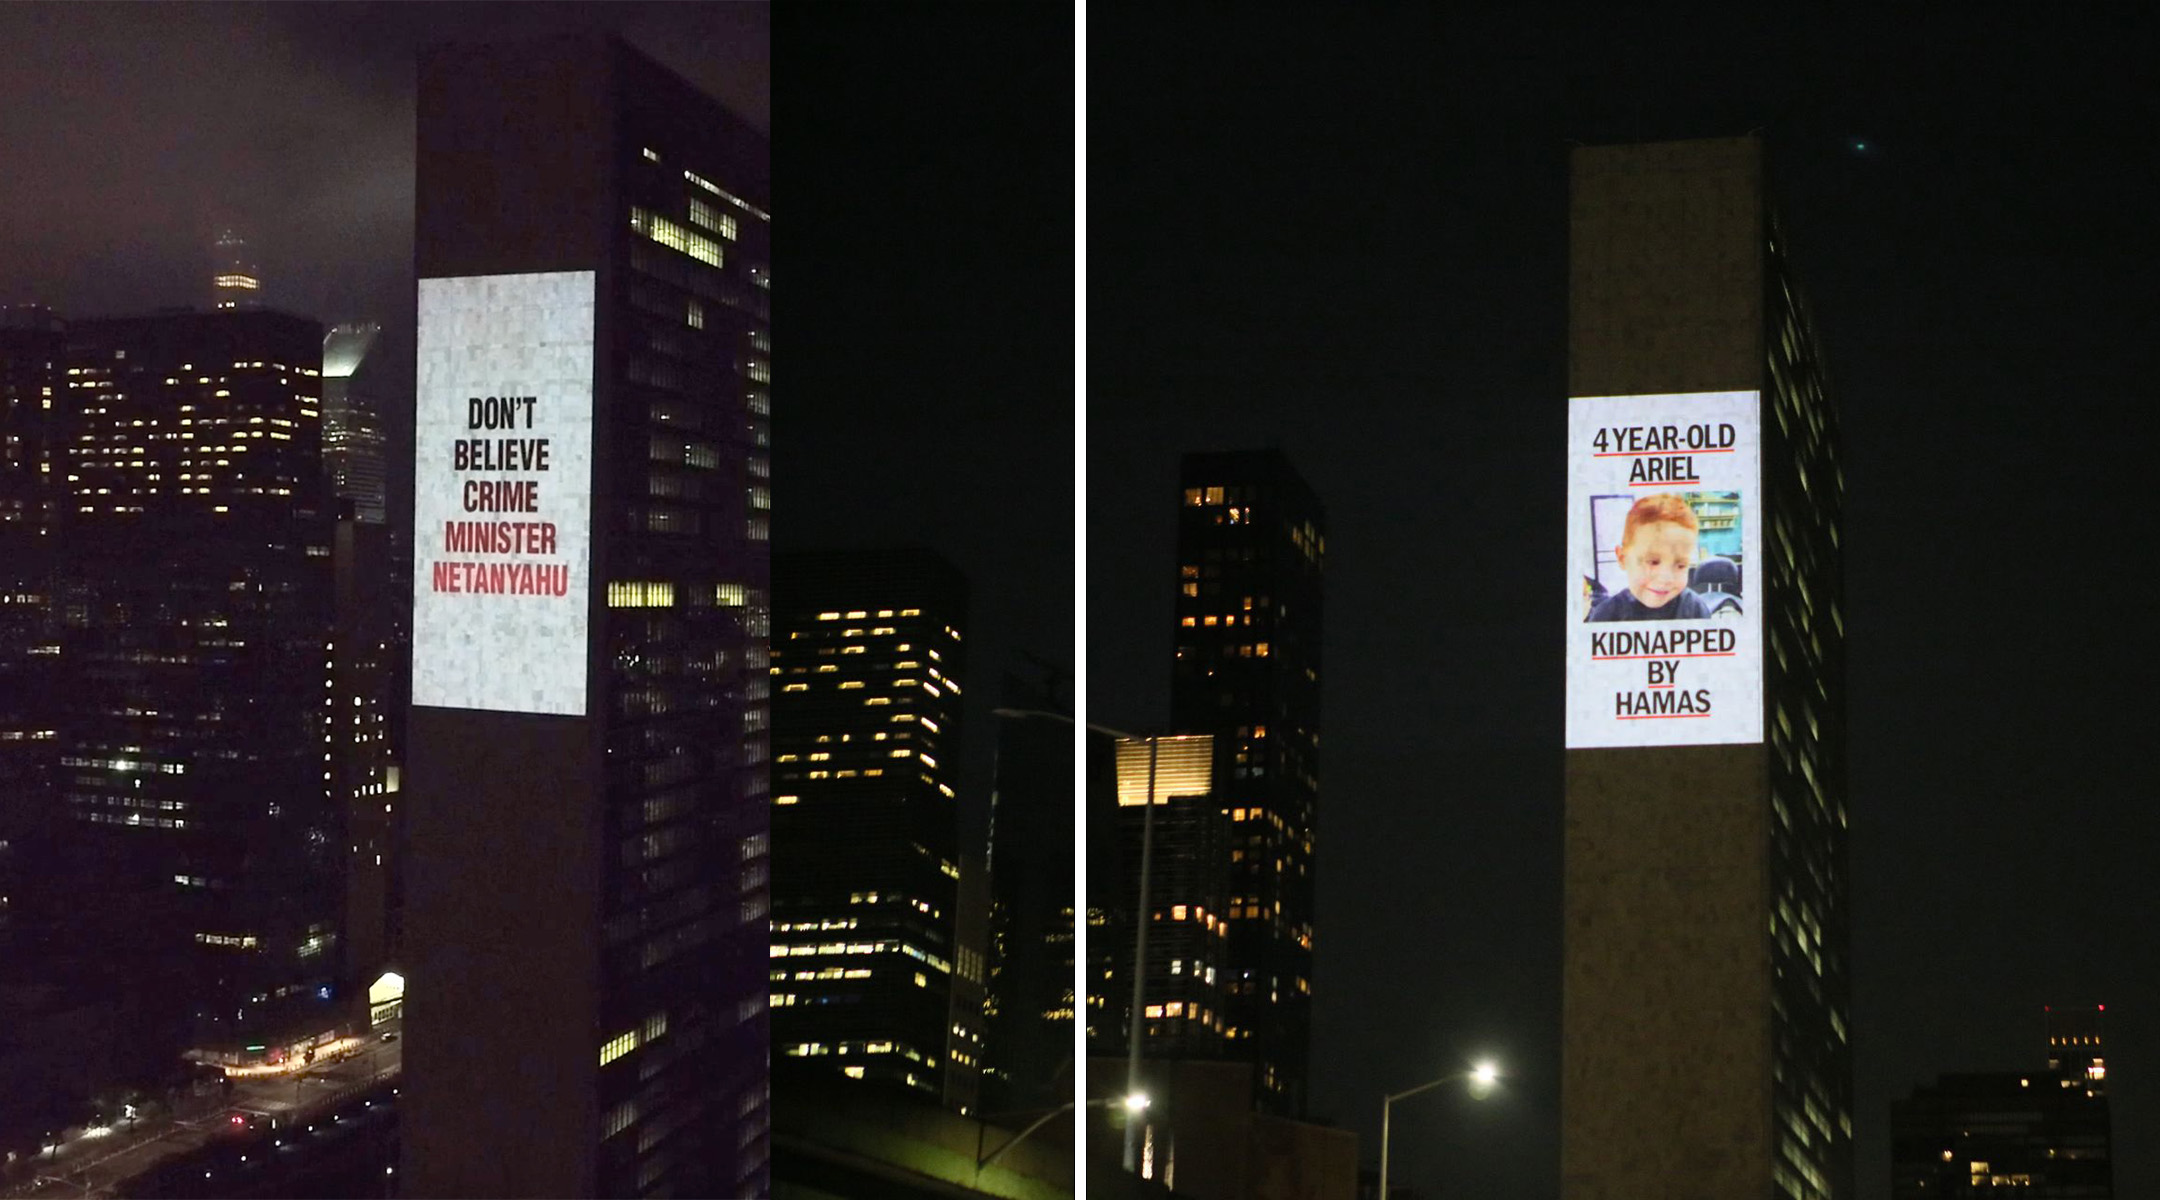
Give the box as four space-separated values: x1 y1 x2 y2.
975 1091 1151 1172
1378 1061 1499 1200
990 707 1161 1174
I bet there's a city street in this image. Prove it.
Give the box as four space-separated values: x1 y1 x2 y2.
1 1025 401 1199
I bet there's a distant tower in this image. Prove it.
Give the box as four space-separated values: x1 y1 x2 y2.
2047 1004 2108 1093
212 228 262 309
1168 448 1326 1116
1889 1006 2113 1197
321 322 387 524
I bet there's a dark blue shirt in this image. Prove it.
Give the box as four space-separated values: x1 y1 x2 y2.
1586 587 1712 622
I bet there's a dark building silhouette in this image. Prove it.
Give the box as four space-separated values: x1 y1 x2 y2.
2047 1005 2108 1087
979 671 1080 1116
770 549 975 1109
0 304 65 539
1082 727 1121 1053
331 512 400 1014
1168 449 1326 1116
58 309 337 1062
1891 1008 2112 1199
0 306 66 950
1560 136 1850 1198
401 33 771 1198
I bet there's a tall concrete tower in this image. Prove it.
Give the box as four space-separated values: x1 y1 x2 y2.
1561 136 1850 1200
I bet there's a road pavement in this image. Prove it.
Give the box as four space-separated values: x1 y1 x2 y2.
1 1026 402 1200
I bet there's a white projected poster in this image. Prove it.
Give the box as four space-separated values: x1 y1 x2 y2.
411 271 595 716
1566 391 1762 748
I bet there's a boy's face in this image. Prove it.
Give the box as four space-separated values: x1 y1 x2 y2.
1616 520 1696 609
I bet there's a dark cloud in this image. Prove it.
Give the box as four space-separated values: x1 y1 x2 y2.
0 2 766 325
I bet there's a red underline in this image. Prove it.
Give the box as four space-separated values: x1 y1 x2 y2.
1617 713 1712 719
1593 448 1737 457
1592 652 1735 660
1647 684 1674 689
1630 479 1701 486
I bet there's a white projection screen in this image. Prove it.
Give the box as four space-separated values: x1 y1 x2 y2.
411 271 595 717
1566 390 1763 748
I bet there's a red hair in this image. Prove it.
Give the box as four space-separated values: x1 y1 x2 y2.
1620 494 1698 549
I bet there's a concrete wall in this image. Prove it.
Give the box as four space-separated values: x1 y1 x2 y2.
1561 137 1775 1200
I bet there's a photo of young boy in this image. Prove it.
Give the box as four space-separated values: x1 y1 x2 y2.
1584 493 1712 622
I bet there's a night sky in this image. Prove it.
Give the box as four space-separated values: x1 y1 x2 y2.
1089 9 2157 1199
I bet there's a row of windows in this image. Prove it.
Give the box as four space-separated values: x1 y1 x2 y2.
630 207 724 269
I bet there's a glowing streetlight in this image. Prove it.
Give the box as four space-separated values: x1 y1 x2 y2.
992 706 1166 1174
1379 1062 1501 1199
975 1092 1155 1172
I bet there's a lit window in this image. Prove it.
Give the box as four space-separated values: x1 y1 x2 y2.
600 1030 640 1066
629 207 723 268
688 197 740 241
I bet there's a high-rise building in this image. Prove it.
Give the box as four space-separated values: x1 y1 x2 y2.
331 511 400 1011
0 305 65 538
321 321 388 525
402 33 771 1198
211 229 262 311
53 308 338 1062
0 306 66 946
1891 1008 2112 1198
2047 1004 2108 1088
1110 733 1229 1062
769 549 972 1105
1168 449 1326 1115
980 673 1080 1115
1560 135 1850 1199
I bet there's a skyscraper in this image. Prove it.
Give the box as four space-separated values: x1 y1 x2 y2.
55 308 338 1061
2047 1004 2108 1087
0 306 65 945
980 674 1080 1115
211 229 262 311
769 549 972 1106
331 509 400 1011
321 321 388 525
1169 449 1325 1115
0 305 65 539
1111 733 1228 1063
1560 135 1850 1199
403 33 771 1197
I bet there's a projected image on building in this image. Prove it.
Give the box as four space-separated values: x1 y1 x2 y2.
1566 391 1762 748
410 270 596 717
